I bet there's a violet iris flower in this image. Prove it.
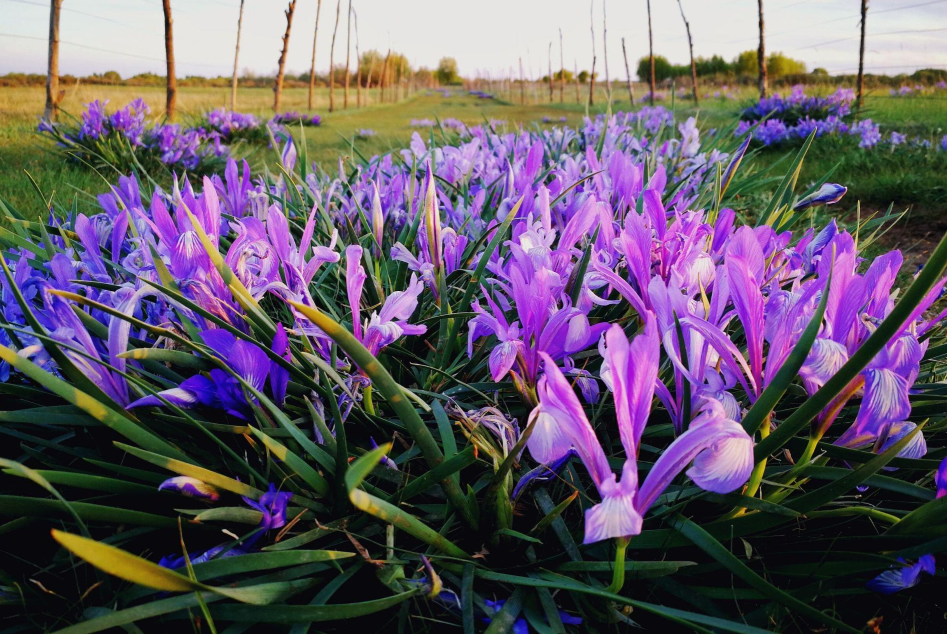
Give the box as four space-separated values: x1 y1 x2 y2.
158 476 220 501
469 265 606 387
937 455 947 498
793 183 847 211
345 245 427 357
159 482 292 570
528 320 754 544
127 324 291 416
866 555 936 594
242 483 293 531
798 233 943 454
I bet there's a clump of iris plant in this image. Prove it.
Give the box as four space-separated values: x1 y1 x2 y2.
6 103 947 633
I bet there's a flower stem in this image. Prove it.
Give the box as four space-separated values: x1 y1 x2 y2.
606 536 631 594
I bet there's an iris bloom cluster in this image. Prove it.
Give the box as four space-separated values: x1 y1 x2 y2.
6 108 945 594
39 99 231 172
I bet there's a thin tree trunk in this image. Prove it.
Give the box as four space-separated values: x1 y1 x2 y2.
574 58 580 103
343 0 352 109
647 0 655 106
509 66 514 102
519 57 525 103
589 0 595 106
328 0 341 112
547 42 554 102
677 0 698 104
161 0 177 119
231 0 245 111
621 36 635 106
602 0 611 103
44 0 64 122
308 0 322 110
353 7 361 107
380 49 391 103
559 28 565 103
857 0 868 110
273 0 297 112
757 0 767 98
589 57 597 107
365 54 376 105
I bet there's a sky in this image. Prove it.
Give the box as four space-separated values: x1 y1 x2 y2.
2 0 946 80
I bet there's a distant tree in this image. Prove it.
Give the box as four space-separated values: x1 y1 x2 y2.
307 0 322 110
273 0 298 111
44 0 64 122
677 0 698 104
767 52 805 78
646 0 655 104
812 67 829 77
857 0 867 109
694 55 730 76
329 0 341 111
733 50 757 76
552 69 574 83
415 67 434 88
231 0 245 110
637 55 673 82
436 57 459 85
161 0 177 118
577 70 595 84
757 0 767 97
344 0 352 109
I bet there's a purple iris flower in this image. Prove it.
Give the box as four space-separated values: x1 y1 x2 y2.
482 598 582 634
469 255 607 388
127 325 291 416
242 483 293 531
345 245 427 358
866 555 935 594
797 233 943 453
937 455 947 498
529 320 753 544
159 544 250 570
793 183 847 211
158 476 220 501
159 482 292 570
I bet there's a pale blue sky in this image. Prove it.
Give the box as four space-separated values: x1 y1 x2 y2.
2 0 945 79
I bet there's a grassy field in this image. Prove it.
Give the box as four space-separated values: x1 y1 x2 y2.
1 83 945 239
0 85 585 216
